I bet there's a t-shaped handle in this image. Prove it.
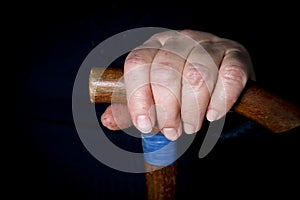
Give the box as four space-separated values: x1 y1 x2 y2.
89 67 300 133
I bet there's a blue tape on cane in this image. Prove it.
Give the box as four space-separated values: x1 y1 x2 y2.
141 132 177 166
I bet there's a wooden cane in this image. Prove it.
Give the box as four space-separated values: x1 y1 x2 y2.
89 67 178 199
89 67 300 200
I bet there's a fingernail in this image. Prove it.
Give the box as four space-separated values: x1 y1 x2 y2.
184 123 195 134
162 128 178 141
137 115 152 133
207 109 219 122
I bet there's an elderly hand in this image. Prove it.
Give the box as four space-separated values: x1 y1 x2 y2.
101 29 254 140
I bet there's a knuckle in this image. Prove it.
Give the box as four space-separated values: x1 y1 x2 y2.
179 29 196 38
221 65 247 83
179 29 193 34
184 63 211 87
125 52 149 67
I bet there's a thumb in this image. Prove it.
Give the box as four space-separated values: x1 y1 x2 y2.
101 103 133 130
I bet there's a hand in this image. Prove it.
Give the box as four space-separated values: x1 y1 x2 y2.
101 29 254 140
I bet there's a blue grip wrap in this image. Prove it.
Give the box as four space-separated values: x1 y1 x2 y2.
141 132 177 166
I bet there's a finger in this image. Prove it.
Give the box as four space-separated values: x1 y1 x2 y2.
124 40 161 133
101 104 132 130
181 45 219 134
148 30 181 44
150 35 194 140
206 50 250 121
179 29 220 42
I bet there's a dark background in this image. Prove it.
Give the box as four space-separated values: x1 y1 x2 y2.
11 2 299 200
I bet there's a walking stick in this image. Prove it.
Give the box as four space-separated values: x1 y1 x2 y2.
89 67 300 200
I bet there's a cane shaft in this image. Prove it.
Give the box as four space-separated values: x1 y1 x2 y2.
144 162 177 200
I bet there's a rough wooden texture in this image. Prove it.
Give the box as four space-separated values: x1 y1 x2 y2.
89 67 300 133
89 67 126 103
233 80 300 133
144 162 177 200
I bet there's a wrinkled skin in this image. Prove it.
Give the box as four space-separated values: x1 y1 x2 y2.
101 29 254 140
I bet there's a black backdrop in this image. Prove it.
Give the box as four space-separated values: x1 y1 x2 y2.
12 2 300 200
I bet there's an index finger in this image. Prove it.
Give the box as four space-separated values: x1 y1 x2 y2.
124 39 161 133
